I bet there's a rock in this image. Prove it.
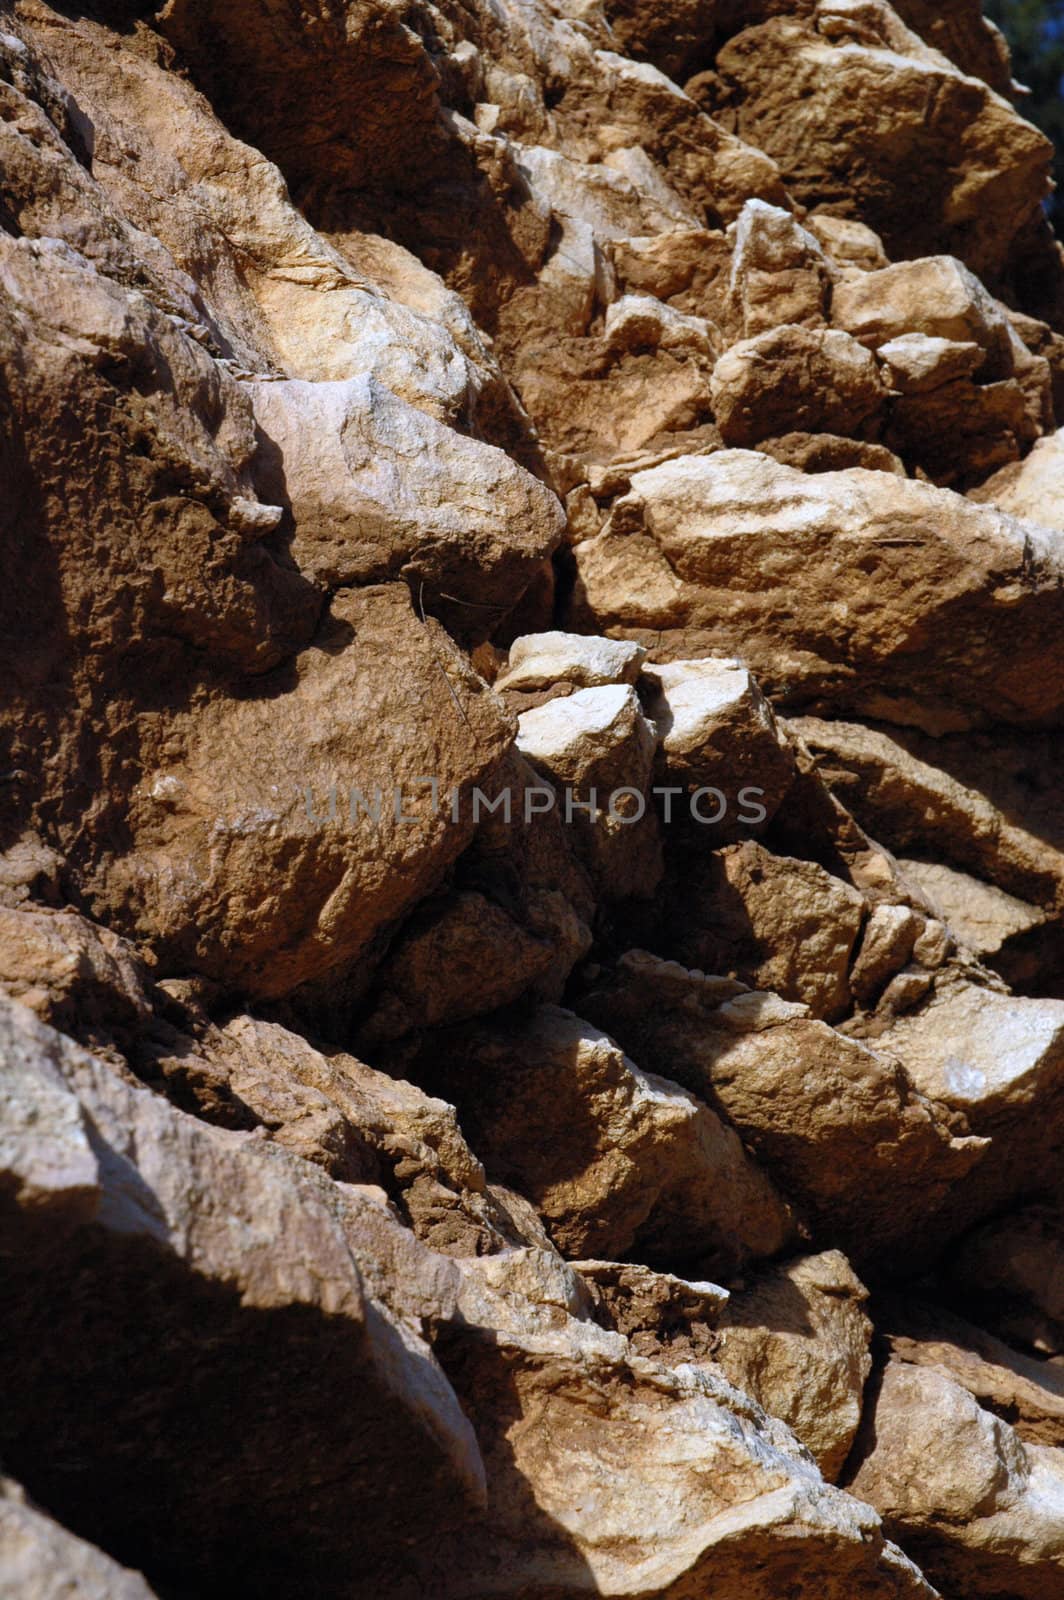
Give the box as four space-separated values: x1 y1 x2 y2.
412 1003 797 1271
0 1479 160 1600
570 450 1064 730
791 717 1064 915
247 374 563 623
97 584 512 998
727 198 833 337
805 213 890 271
848 1360 1064 1600
711 324 886 446
0 905 154 1054
756 432 907 475
969 428 1064 532
603 292 718 357
882 1296 1064 1448
896 860 1045 958
662 841 866 1020
877 332 984 394
715 1251 873 1481
849 904 922 1004
640 656 796 827
580 950 985 1269
575 1259 728 1361
443 1311 938 1600
496 631 647 692
718 19 1052 281
515 683 663 898
0 997 487 1597
883 375 1034 488
833 256 1016 375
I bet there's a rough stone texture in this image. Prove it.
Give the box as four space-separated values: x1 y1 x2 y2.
714 1251 874 1481
849 1360 1064 1600
0 997 488 1597
6 0 1064 1592
570 450 1064 731
580 950 985 1270
412 1003 797 1273
717 17 1052 282
711 324 886 446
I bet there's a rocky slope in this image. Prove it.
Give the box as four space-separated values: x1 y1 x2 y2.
3 0 1064 1595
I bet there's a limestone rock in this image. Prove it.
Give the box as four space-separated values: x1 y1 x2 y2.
413 1003 797 1271
496 631 647 692
711 325 886 447
849 1360 1064 1600
882 1296 1064 1449
641 656 796 826
949 1206 1064 1358
572 449 1064 729
715 1251 873 1481
0 997 487 1597
575 1259 728 1360
580 950 985 1268
99 585 512 998
728 199 833 337
718 20 1052 280
877 332 984 394
896 860 1045 958
969 428 1064 532
247 374 563 621
516 683 663 898
663 841 867 1020
833 256 1016 373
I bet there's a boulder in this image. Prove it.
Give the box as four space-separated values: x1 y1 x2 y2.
877 333 984 394
711 325 886 447
715 1250 874 1481
570 449 1064 731
412 1003 797 1271
580 950 985 1268
849 1360 1064 1600
0 997 487 1598
718 20 1052 280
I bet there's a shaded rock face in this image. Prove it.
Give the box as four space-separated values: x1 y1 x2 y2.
4 0 1064 1597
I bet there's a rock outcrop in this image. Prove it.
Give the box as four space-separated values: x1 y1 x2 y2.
4 0 1064 1593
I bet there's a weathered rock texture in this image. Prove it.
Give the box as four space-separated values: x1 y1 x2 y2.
3 0 1064 1594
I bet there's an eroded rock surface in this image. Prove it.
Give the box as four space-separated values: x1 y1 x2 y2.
4 0 1064 1593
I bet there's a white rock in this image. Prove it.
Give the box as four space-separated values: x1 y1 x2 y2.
878 332 983 393
497 631 647 691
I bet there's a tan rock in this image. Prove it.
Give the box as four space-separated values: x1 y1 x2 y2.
715 1251 873 1481
756 431 907 475
805 213 890 271
415 1002 797 1270
0 997 487 1596
516 683 663 898
663 841 866 1020
882 1296 1064 1448
99 585 512 998
897 859 1044 958
711 324 886 447
969 427 1064 531
247 373 563 620
572 449 1064 729
728 198 833 337
833 256 1016 374
877 332 984 394
949 1206 1064 1358
581 950 985 1268
719 17 1052 280
849 1360 1064 1600
641 656 796 825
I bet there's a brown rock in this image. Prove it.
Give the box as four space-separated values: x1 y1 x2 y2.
711 324 885 447
715 1250 873 1481
580 950 985 1269
413 1002 797 1271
